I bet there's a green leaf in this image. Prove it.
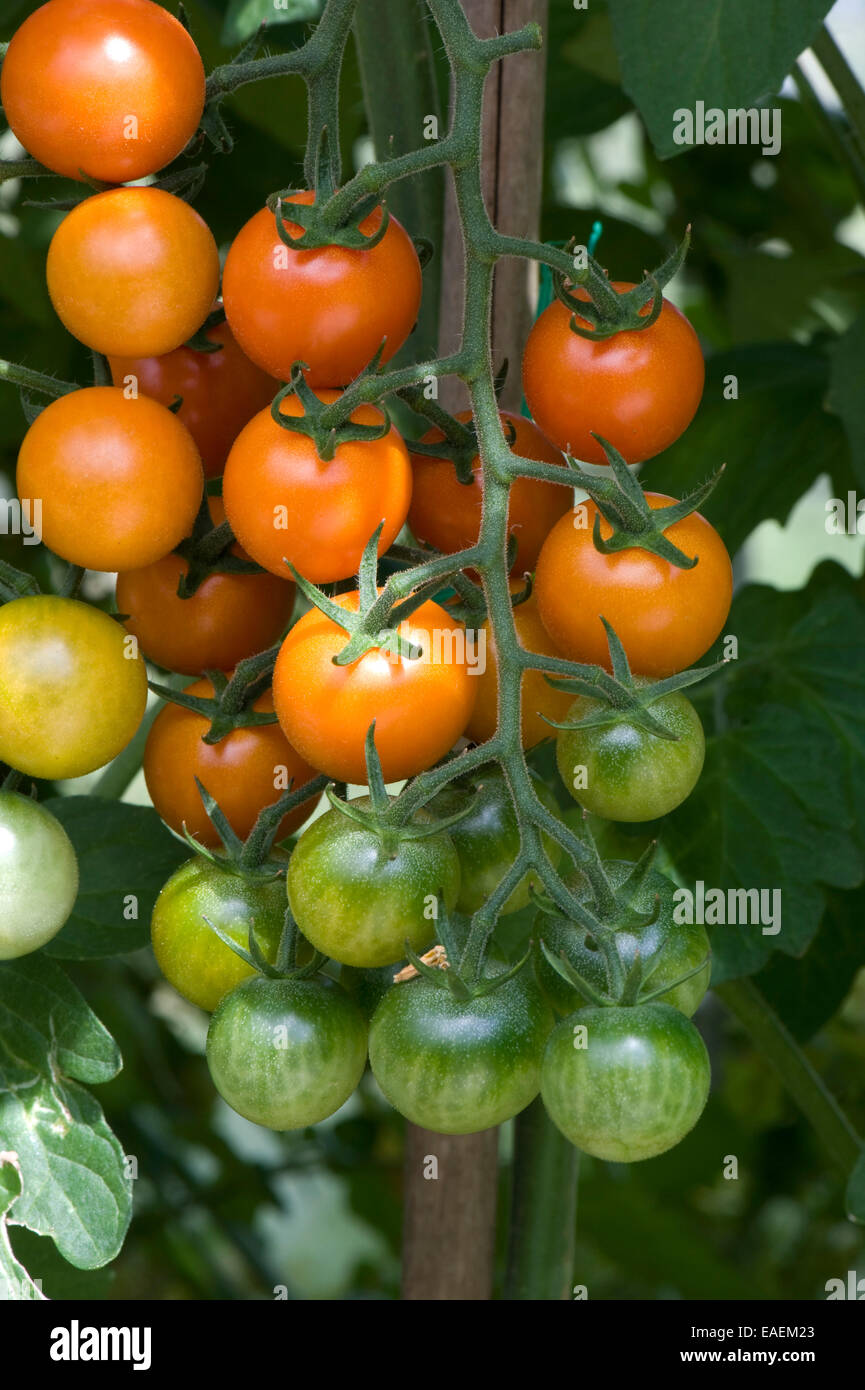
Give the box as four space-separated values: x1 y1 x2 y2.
0 1158 47 1301
648 343 852 557
608 0 834 159
42 799 189 960
221 0 321 46
827 313 865 491
0 956 131 1270
663 565 865 981
757 886 865 1042
846 1149 865 1224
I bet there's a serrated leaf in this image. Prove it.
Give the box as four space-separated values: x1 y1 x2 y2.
0 957 131 1269
608 0 833 159
42 799 188 960
647 343 851 557
221 0 321 46
846 1149 865 1224
663 567 865 981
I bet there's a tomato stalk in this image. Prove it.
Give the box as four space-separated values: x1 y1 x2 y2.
504 1097 579 1301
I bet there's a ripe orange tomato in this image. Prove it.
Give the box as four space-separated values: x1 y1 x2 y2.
0 0 205 185
144 681 320 848
222 192 423 387
466 590 574 748
109 316 279 479
408 412 571 573
534 494 733 678
272 593 478 784
16 386 202 572
47 187 220 357
222 389 412 583
115 499 295 676
522 284 704 464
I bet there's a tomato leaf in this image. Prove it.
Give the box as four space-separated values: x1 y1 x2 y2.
41 798 189 960
662 564 865 982
608 0 834 159
756 886 865 1042
0 956 131 1269
648 343 852 558
221 0 321 47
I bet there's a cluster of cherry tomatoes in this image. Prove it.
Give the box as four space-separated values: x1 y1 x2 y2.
0 0 734 1162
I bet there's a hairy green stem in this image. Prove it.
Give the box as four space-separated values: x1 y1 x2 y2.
504 1098 579 1300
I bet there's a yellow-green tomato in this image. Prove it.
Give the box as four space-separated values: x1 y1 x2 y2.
151 857 287 1012
0 596 147 779
287 799 460 968
0 791 78 959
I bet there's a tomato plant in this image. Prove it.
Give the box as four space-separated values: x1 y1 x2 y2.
0 791 79 960
222 192 423 387
151 856 287 1013
0 0 205 184
206 975 368 1130
522 285 704 464
47 186 220 357
540 1002 711 1162
17 386 203 573
109 315 279 479
534 494 733 677
143 679 319 847
465 589 574 748
0 596 147 779
222 390 412 582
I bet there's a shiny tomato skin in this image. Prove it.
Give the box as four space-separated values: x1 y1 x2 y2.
368 970 554 1134
151 856 287 1013
466 590 574 748
522 283 705 464
273 593 477 785
206 974 368 1130
109 316 279 479
143 680 320 847
17 386 203 573
222 390 412 582
47 187 220 357
0 792 79 960
0 0 205 185
0 596 147 779
408 411 571 573
533 860 711 1018
115 498 295 676
556 684 705 822
541 1002 711 1162
222 192 422 387
287 798 460 967
534 493 733 677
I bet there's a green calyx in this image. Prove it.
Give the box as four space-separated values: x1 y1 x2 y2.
171 492 262 597
203 903 327 982
265 130 390 251
552 226 691 342
568 432 725 568
149 646 281 744
181 304 227 355
269 368 391 463
401 899 533 1004
544 618 727 742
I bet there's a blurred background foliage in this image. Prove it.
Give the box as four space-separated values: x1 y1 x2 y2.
2 0 865 1299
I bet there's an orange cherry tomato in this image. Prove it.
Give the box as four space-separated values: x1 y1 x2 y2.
222 192 423 387
222 389 412 582
109 315 279 479
522 284 704 464
466 589 574 748
534 494 733 678
144 681 320 848
272 593 478 784
408 412 571 573
0 0 205 185
115 499 295 676
47 187 220 357
16 386 202 572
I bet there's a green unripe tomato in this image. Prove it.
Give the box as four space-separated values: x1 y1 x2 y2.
368 968 553 1134
287 799 460 968
555 685 705 822
534 860 710 1017
206 974 368 1130
430 766 562 915
151 857 287 1012
541 1002 711 1162
0 792 78 959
